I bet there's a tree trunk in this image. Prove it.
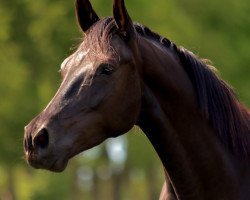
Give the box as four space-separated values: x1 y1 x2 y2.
147 165 158 200
2 167 16 200
92 169 99 200
113 171 122 200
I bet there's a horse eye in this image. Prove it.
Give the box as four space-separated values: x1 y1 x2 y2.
98 64 114 76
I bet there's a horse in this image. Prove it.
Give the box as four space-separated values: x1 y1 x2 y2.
24 0 250 199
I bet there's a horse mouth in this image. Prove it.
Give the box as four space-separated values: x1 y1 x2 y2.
26 152 69 173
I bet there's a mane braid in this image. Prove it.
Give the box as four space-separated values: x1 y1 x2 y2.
134 24 250 159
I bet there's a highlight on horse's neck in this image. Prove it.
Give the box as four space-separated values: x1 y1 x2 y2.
139 88 239 199
137 38 241 199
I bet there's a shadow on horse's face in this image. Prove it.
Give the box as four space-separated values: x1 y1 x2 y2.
24 28 142 172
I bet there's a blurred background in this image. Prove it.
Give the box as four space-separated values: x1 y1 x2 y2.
0 0 249 199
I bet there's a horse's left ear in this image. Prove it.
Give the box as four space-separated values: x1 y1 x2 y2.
75 0 100 32
113 0 135 39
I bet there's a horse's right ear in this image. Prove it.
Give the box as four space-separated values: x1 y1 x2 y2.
75 0 100 32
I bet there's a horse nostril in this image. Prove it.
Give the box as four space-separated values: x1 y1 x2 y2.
34 128 49 149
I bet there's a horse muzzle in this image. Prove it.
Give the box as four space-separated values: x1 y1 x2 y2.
24 124 68 172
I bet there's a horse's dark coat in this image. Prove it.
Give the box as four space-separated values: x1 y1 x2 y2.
24 1 250 199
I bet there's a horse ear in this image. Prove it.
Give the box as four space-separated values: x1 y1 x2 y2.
75 0 100 32
113 0 135 39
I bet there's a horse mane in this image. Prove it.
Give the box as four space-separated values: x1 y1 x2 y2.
177 48 250 158
85 18 250 159
134 23 250 159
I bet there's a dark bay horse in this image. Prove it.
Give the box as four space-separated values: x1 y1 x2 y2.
24 0 250 199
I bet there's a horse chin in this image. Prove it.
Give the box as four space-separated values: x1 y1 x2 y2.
48 158 69 172
26 154 69 173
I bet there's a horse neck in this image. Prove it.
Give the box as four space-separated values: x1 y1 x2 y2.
137 38 240 199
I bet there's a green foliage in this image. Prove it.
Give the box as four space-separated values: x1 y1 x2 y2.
0 0 249 199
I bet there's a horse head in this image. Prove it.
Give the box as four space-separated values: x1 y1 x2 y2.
24 0 142 172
